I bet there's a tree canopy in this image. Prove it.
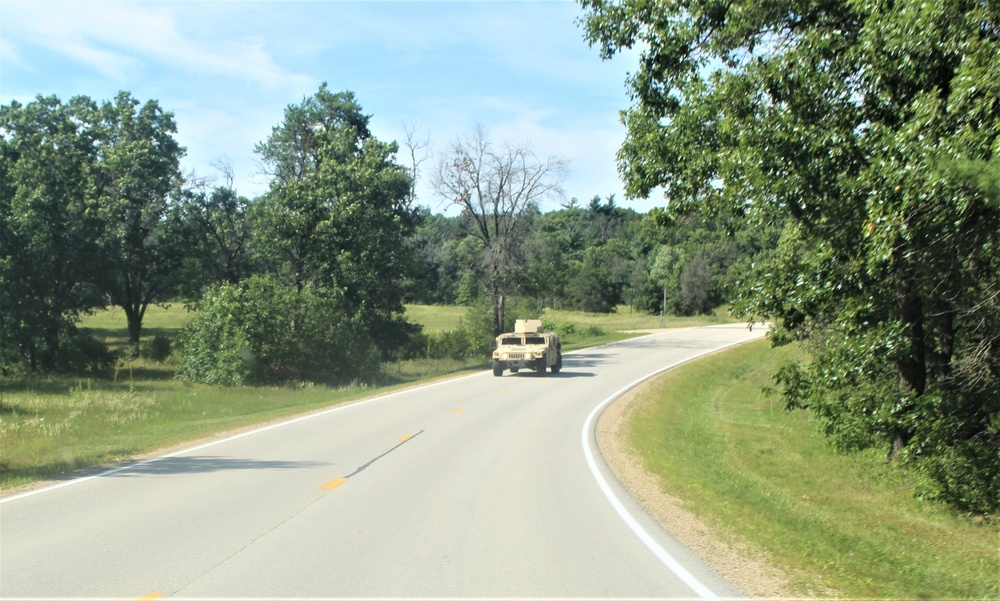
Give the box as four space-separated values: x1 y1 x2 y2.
0 92 185 366
251 84 420 358
580 0 1000 513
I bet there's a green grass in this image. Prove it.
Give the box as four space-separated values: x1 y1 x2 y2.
543 304 737 331
1 377 378 487
406 303 738 336
626 339 999 599
82 303 196 331
402 304 469 333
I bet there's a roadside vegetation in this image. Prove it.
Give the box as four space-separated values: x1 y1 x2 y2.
626 339 998 599
579 0 999 517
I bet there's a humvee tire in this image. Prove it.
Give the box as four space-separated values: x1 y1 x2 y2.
492 360 503 377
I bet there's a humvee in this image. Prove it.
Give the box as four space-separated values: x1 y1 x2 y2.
491 319 562 376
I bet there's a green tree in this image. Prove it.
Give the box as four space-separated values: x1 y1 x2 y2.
182 181 255 289
0 95 109 371
568 243 626 312
519 225 570 309
581 0 1000 512
253 84 420 356
403 210 472 305
92 92 187 348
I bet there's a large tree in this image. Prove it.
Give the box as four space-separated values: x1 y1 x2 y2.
92 92 187 348
433 124 567 334
0 96 107 371
1 91 187 364
580 0 1000 512
253 84 420 355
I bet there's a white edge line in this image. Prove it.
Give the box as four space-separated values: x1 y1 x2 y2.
1 371 487 504
581 332 763 601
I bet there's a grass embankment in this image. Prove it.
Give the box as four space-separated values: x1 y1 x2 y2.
627 339 998 599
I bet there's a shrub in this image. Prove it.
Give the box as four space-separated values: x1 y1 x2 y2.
54 328 117 375
142 335 172 362
424 303 495 360
178 276 378 386
425 328 475 360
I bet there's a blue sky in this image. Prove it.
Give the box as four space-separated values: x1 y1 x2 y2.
1 0 658 214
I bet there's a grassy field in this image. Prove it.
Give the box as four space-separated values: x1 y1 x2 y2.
626 338 998 599
402 304 467 333
543 304 736 331
406 303 736 335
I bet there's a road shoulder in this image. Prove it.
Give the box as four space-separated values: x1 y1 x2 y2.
595 376 797 599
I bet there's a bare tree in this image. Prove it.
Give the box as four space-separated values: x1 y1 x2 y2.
401 120 432 204
432 123 567 334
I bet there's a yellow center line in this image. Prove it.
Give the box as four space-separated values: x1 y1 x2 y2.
319 431 423 493
138 594 164 601
320 477 347 491
453 408 464 413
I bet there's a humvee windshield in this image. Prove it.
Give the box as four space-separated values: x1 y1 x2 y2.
524 336 545 345
501 337 521 345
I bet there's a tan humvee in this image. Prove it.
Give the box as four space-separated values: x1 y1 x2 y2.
491 319 562 376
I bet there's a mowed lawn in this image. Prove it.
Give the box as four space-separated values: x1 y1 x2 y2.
625 339 998 599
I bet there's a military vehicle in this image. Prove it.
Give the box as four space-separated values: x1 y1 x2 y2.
491 319 562 376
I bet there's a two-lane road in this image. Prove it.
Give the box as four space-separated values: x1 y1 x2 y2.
1 324 764 599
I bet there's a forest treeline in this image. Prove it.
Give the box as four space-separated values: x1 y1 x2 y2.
1 86 763 384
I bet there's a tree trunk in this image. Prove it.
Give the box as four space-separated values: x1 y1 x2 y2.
892 267 926 457
498 293 506 335
930 299 955 382
123 302 146 348
897 271 926 396
489 281 502 336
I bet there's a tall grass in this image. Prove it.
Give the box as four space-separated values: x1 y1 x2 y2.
626 339 998 598
1 376 382 488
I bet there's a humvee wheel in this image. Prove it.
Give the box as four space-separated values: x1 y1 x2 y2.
535 362 546 375
551 356 561 374
492 360 503 377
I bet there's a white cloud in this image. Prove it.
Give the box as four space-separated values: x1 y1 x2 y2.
2 0 310 89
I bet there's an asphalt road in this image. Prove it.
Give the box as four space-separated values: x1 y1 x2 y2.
1 324 765 599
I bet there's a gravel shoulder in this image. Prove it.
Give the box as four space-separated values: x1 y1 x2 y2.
596 376 798 599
